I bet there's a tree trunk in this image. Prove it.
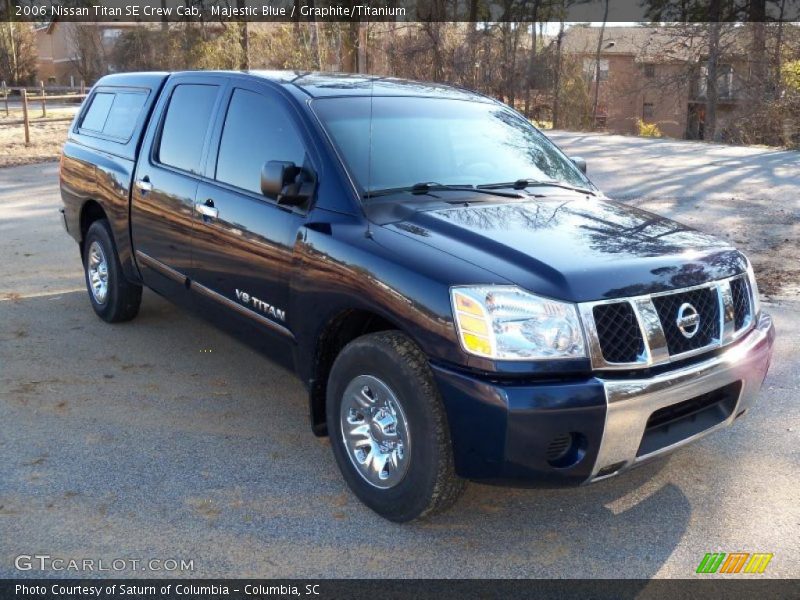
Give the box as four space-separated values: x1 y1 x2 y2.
5 0 18 84
591 0 609 130
236 0 249 70
387 21 397 76
749 1 767 92
357 22 367 73
774 0 787 87
309 14 321 70
467 0 479 88
501 20 520 107
161 0 168 32
552 19 564 129
525 7 540 117
241 22 249 70
705 19 721 141
341 18 359 73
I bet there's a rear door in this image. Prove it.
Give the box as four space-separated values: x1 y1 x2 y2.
131 75 225 296
190 79 313 346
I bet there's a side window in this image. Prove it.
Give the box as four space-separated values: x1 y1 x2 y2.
80 90 147 141
102 92 147 139
215 88 306 195
158 84 219 174
81 93 115 132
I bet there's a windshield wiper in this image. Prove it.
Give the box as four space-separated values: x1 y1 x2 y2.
478 179 596 196
365 182 524 199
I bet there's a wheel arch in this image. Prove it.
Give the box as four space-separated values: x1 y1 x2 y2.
78 199 108 256
308 308 405 436
77 198 140 283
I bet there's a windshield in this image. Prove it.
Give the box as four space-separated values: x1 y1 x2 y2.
312 96 593 197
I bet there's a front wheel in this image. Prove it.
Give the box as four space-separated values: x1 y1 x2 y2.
326 331 465 522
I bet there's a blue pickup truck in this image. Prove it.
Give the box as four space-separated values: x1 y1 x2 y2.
59 71 775 521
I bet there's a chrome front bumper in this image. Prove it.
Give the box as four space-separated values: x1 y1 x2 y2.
590 312 775 481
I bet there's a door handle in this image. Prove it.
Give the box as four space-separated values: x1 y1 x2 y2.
135 177 152 193
195 200 219 220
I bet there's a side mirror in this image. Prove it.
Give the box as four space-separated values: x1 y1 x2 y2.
570 156 587 174
260 160 315 206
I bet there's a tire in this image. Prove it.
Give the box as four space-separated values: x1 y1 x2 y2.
83 219 142 323
326 331 465 522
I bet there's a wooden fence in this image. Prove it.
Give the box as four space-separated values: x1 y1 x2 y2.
1 82 87 146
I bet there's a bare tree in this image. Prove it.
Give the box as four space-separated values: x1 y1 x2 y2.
68 24 108 85
341 12 360 72
591 0 609 128
307 2 321 70
0 14 37 85
551 12 565 127
704 19 721 140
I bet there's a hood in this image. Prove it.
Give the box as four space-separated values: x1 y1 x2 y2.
383 194 746 302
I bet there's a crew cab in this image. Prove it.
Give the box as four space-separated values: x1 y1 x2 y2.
59 71 775 522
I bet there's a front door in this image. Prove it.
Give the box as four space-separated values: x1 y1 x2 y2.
131 76 224 296
190 81 313 356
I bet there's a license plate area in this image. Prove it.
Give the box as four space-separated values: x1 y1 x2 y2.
637 381 742 457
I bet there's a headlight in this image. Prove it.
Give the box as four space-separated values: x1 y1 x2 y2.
450 286 586 360
745 258 761 317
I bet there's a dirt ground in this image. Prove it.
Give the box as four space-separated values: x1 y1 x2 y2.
0 119 70 168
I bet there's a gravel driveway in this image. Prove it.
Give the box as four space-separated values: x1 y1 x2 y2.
1 134 798 578
548 131 800 298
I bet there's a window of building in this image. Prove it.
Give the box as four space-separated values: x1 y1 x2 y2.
157 84 219 173
643 102 655 121
718 65 734 98
697 65 735 99
644 64 655 78
215 89 306 195
583 58 609 83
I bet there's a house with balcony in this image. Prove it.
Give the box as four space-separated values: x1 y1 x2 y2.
561 25 749 140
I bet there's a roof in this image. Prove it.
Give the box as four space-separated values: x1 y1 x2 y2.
250 71 490 100
37 18 145 34
562 26 657 56
561 25 753 62
95 70 495 102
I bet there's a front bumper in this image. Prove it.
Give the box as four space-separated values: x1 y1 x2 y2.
432 312 775 485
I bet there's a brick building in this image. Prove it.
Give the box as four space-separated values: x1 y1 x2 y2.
561 25 749 140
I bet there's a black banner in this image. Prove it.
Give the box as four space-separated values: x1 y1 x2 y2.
3 0 800 23
2 579 800 600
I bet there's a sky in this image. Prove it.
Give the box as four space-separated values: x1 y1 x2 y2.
539 22 641 36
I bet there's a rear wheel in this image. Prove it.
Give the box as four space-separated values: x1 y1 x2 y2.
326 331 465 522
83 219 142 323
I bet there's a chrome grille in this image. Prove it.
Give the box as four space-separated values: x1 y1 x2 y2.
652 287 720 355
592 302 645 363
730 277 752 331
579 274 755 370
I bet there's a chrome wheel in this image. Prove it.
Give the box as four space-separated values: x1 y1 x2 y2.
340 375 411 489
87 241 109 304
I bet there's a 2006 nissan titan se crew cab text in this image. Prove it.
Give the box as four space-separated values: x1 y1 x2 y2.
60 71 775 522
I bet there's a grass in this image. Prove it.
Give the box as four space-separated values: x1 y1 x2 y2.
0 119 70 168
